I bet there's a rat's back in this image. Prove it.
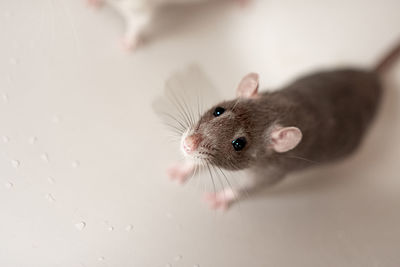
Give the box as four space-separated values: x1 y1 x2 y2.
281 69 382 163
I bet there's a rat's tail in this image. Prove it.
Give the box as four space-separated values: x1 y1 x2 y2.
374 40 400 73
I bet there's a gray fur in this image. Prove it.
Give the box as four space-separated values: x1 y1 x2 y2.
191 69 382 176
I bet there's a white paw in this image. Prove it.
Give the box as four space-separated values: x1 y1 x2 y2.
204 189 236 211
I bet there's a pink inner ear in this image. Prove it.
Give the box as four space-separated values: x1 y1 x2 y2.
236 73 259 98
270 127 302 153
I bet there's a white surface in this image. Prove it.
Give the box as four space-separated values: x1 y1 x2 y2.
1 0 400 266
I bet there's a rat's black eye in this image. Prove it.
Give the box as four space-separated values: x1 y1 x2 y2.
232 137 247 151
213 107 225 117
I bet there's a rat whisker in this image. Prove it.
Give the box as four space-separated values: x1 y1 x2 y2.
202 159 209 195
167 99 190 130
176 74 198 127
171 85 195 127
163 122 185 135
205 162 216 195
159 111 187 133
196 91 201 119
162 135 182 144
211 164 225 198
185 162 199 186
282 155 320 165
165 135 182 144
215 165 234 197
166 85 192 128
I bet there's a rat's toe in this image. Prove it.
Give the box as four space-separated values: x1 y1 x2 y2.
204 191 235 211
120 37 141 52
87 0 103 8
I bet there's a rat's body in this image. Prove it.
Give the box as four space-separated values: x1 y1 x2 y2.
167 42 400 210
87 0 249 50
257 69 381 170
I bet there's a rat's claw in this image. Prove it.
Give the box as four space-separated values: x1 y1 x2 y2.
204 189 236 211
167 162 195 184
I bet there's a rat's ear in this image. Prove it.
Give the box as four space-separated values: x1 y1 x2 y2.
236 73 259 98
269 127 302 153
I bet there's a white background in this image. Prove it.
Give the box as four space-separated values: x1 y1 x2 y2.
0 0 399 266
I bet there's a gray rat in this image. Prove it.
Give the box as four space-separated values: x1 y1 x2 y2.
167 41 400 210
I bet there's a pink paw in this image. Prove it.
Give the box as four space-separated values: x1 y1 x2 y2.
204 189 236 211
237 0 251 8
87 0 103 8
120 36 142 52
167 162 194 184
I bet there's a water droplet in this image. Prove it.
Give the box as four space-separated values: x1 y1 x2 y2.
2 93 9 103
166 212 173 219
75 221 86 231
48 177 55 184
4 182 13 189
29 136 38 144
98 257 105 261
45 193 56 203
125 225 133 231
11 160 20 168
72 161 80 168
2 136 10 143
174 255 182 261
9 58 18 65
108 226 114 231
52 115 61 123
41 153 50 163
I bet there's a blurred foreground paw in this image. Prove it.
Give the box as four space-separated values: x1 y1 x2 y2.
204 189 236 211
87 0 103 8
167 162 195 184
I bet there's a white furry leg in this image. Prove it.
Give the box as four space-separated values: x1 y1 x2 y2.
120 9 153 51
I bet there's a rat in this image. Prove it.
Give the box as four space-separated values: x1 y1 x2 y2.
87 0 250 51
167 41 400 210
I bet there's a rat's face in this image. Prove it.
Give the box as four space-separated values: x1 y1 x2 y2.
178 72 303 170
181 99 257 170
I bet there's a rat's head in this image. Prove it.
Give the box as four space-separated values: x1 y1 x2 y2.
180 73 303 170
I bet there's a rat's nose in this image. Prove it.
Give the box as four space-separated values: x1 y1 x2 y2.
183 134 202 154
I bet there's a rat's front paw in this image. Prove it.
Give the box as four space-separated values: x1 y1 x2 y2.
87 0 103 8
236 0 251 8
120 35 143 52
167 162 195 184
204 189 236 211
